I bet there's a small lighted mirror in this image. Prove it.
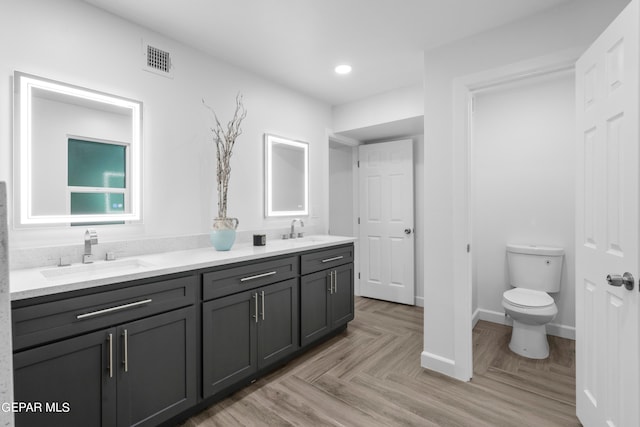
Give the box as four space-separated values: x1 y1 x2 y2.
13 72 143 225
265 134 309 217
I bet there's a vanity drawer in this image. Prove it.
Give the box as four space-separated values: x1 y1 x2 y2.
203 256 298 301
301 244 354 275
12 274 197 351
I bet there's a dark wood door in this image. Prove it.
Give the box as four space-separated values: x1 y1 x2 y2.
116 307 196 427
13 328 117 427
202 289 258 398
332 263 355 328
257 278 299 368
300 270 331 347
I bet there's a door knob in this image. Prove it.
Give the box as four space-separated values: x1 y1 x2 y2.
404 228 412 235
606 272 635 291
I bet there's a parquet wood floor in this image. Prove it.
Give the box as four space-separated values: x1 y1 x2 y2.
182 297 578 426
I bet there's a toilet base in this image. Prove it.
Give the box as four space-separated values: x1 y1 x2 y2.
508 319 550 359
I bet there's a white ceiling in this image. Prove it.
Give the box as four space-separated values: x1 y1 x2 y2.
83 0 573 107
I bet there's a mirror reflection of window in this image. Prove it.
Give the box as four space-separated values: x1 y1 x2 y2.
68 138 127 225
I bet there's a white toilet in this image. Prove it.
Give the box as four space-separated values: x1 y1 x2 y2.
502 244 564 359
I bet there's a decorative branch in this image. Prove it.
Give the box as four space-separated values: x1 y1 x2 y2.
203 93 247 219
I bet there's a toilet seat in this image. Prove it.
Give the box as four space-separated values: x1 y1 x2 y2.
503 288 554 308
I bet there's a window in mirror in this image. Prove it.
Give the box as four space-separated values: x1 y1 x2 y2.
265 134 309 217
14 71 142 225
68 138 127 225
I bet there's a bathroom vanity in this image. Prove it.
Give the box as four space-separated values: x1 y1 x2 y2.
9 237 354 427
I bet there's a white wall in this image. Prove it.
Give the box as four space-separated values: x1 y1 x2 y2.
472 73 575 336
422 0 629 376
329 143 355 237
332 84 423 133
0 0 331 249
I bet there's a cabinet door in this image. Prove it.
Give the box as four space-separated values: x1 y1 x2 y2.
116 307 196 427
331 263 355 328
257 278 299 369
202 289 257 398
300 270 331 347
13 328 117 427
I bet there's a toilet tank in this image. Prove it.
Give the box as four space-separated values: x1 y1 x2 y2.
506 244 564 292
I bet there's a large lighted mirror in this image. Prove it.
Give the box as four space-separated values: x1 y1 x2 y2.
265 134 309 217
14 72 142 225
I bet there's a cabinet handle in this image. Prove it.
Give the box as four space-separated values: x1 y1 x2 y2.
261 291 265 321
329 270 334 294
108 333 113 379
321 256 343 263
76 299 152 320
253 293 258 323
334 270 338 293
240 271 277 282
122 329 128 373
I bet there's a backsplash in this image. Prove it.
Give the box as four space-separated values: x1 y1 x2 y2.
10 225 322 270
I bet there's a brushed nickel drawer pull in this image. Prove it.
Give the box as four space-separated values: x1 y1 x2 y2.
76 299 153 320
253 293 259 323
240 271 277 282
321 256 344 263
108 333 113 378
329 270 334 294
123 329 128 373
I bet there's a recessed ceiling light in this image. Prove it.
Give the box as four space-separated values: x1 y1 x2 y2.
335 64 352 75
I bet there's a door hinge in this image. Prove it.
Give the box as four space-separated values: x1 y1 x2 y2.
467 244 470 253
358 272 360 279
357 217 360 225
357 160 360 168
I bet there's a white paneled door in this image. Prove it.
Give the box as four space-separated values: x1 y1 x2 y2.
575 1 639 426
359 140 414 305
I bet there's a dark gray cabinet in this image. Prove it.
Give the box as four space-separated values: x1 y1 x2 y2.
13 328 117 427
14 306 195 427
202 278 298 398
331 263 355 328
12 274 197 427
116 307 196 427
300 248 354 347
12 243 354 426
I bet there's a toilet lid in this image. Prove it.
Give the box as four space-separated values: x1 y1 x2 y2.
503 288 554 308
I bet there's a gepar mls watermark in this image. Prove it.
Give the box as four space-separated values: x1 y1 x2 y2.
2 401 70 413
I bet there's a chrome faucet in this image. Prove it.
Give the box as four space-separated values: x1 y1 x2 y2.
290 218 304 239
83 229 98 264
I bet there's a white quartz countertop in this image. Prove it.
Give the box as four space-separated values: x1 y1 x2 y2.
10 235 356 301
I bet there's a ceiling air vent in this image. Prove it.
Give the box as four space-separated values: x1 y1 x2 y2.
142 40 173 78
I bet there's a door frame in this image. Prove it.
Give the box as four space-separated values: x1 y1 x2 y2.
451 48 582 381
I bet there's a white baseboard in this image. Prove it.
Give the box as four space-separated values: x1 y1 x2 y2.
476 308 575 340
415 296 424 307
421 351 456 378
472 308 480 329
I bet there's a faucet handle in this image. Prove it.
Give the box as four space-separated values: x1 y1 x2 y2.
85 228 98 244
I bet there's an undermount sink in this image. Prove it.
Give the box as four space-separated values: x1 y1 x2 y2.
276 235 338 246
298 235 334 242
41 258 154 280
